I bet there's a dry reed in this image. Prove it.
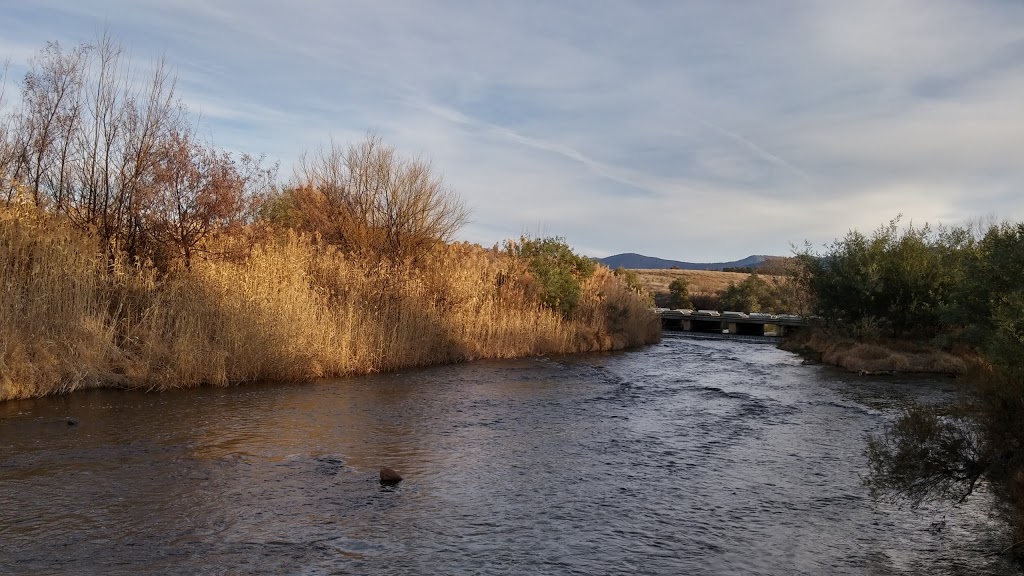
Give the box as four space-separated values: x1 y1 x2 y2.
782 330 968 374
0 207 660 400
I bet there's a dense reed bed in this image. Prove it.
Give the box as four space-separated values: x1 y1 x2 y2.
0 204 660 401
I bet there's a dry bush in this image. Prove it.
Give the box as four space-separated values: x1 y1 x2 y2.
142 128 275 269
0 34 276 271
292 135 468 266
5 35 185 256
783 330 967 374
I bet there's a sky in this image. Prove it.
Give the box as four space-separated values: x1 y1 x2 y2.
2 1 1023 261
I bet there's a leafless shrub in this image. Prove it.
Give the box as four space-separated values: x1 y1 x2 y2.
293 134 469 265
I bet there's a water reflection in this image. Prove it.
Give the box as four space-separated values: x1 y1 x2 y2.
0 334 1019 575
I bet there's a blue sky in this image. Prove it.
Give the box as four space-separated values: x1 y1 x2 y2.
2 1 1023 261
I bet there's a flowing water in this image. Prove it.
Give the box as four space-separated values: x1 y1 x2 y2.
1 334 1020 575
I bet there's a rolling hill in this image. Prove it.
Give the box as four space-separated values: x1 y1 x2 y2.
598 253 771 271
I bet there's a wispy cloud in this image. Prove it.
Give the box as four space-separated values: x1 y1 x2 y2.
2 0 1023 260
406 98 691 199
688 115 812 182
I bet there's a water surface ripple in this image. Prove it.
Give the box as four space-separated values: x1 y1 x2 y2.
0 334 1019 575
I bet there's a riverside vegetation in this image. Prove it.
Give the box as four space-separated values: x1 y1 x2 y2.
791 216 1024 558
0 36 659 401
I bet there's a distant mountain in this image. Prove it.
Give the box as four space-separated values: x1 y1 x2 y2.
598 253 774 271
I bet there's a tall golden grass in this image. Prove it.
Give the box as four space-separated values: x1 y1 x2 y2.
0 205 660 400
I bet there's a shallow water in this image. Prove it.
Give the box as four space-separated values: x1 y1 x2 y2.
1 333 1019 575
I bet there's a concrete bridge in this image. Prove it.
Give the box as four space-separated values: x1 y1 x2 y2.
656 309 805 337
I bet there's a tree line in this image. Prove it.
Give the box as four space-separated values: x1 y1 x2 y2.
0 34 474 273
797 216 1024 370
795 216 1024 557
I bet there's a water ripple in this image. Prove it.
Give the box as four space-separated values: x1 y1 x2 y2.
0 338 1019 575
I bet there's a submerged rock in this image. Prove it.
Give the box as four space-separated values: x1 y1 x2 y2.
66 417 79 426
379 467 403 484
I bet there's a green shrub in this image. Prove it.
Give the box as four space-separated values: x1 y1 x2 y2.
667 277 692 309
797 218 960 338
506 236 595 318
718 273 779 313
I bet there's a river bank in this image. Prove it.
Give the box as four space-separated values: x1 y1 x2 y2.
779 329 970 375
0 205 660 401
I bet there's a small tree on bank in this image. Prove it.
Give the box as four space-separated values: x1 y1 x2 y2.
718 272 781 313
667 277 692 309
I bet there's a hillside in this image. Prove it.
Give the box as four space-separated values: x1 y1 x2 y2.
599 253 770 271
632 269 775 307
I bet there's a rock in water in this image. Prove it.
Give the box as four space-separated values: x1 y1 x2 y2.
66 417 79 426
379 467 403 484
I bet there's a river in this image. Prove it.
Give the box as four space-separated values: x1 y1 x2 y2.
1 333 1019 575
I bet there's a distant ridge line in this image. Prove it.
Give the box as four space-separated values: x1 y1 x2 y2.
598 253 773 271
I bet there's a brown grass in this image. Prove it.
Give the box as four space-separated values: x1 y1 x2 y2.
781 330 969 374
0 206 660 401
631 269 779 305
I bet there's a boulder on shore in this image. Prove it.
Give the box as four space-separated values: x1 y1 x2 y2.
379 467 403 484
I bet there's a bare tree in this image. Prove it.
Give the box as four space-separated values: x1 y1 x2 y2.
294 134 469 264
0 59 17 202
70 32 183 260
5 33 186 263
12 41 89 207
116 53 182 259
